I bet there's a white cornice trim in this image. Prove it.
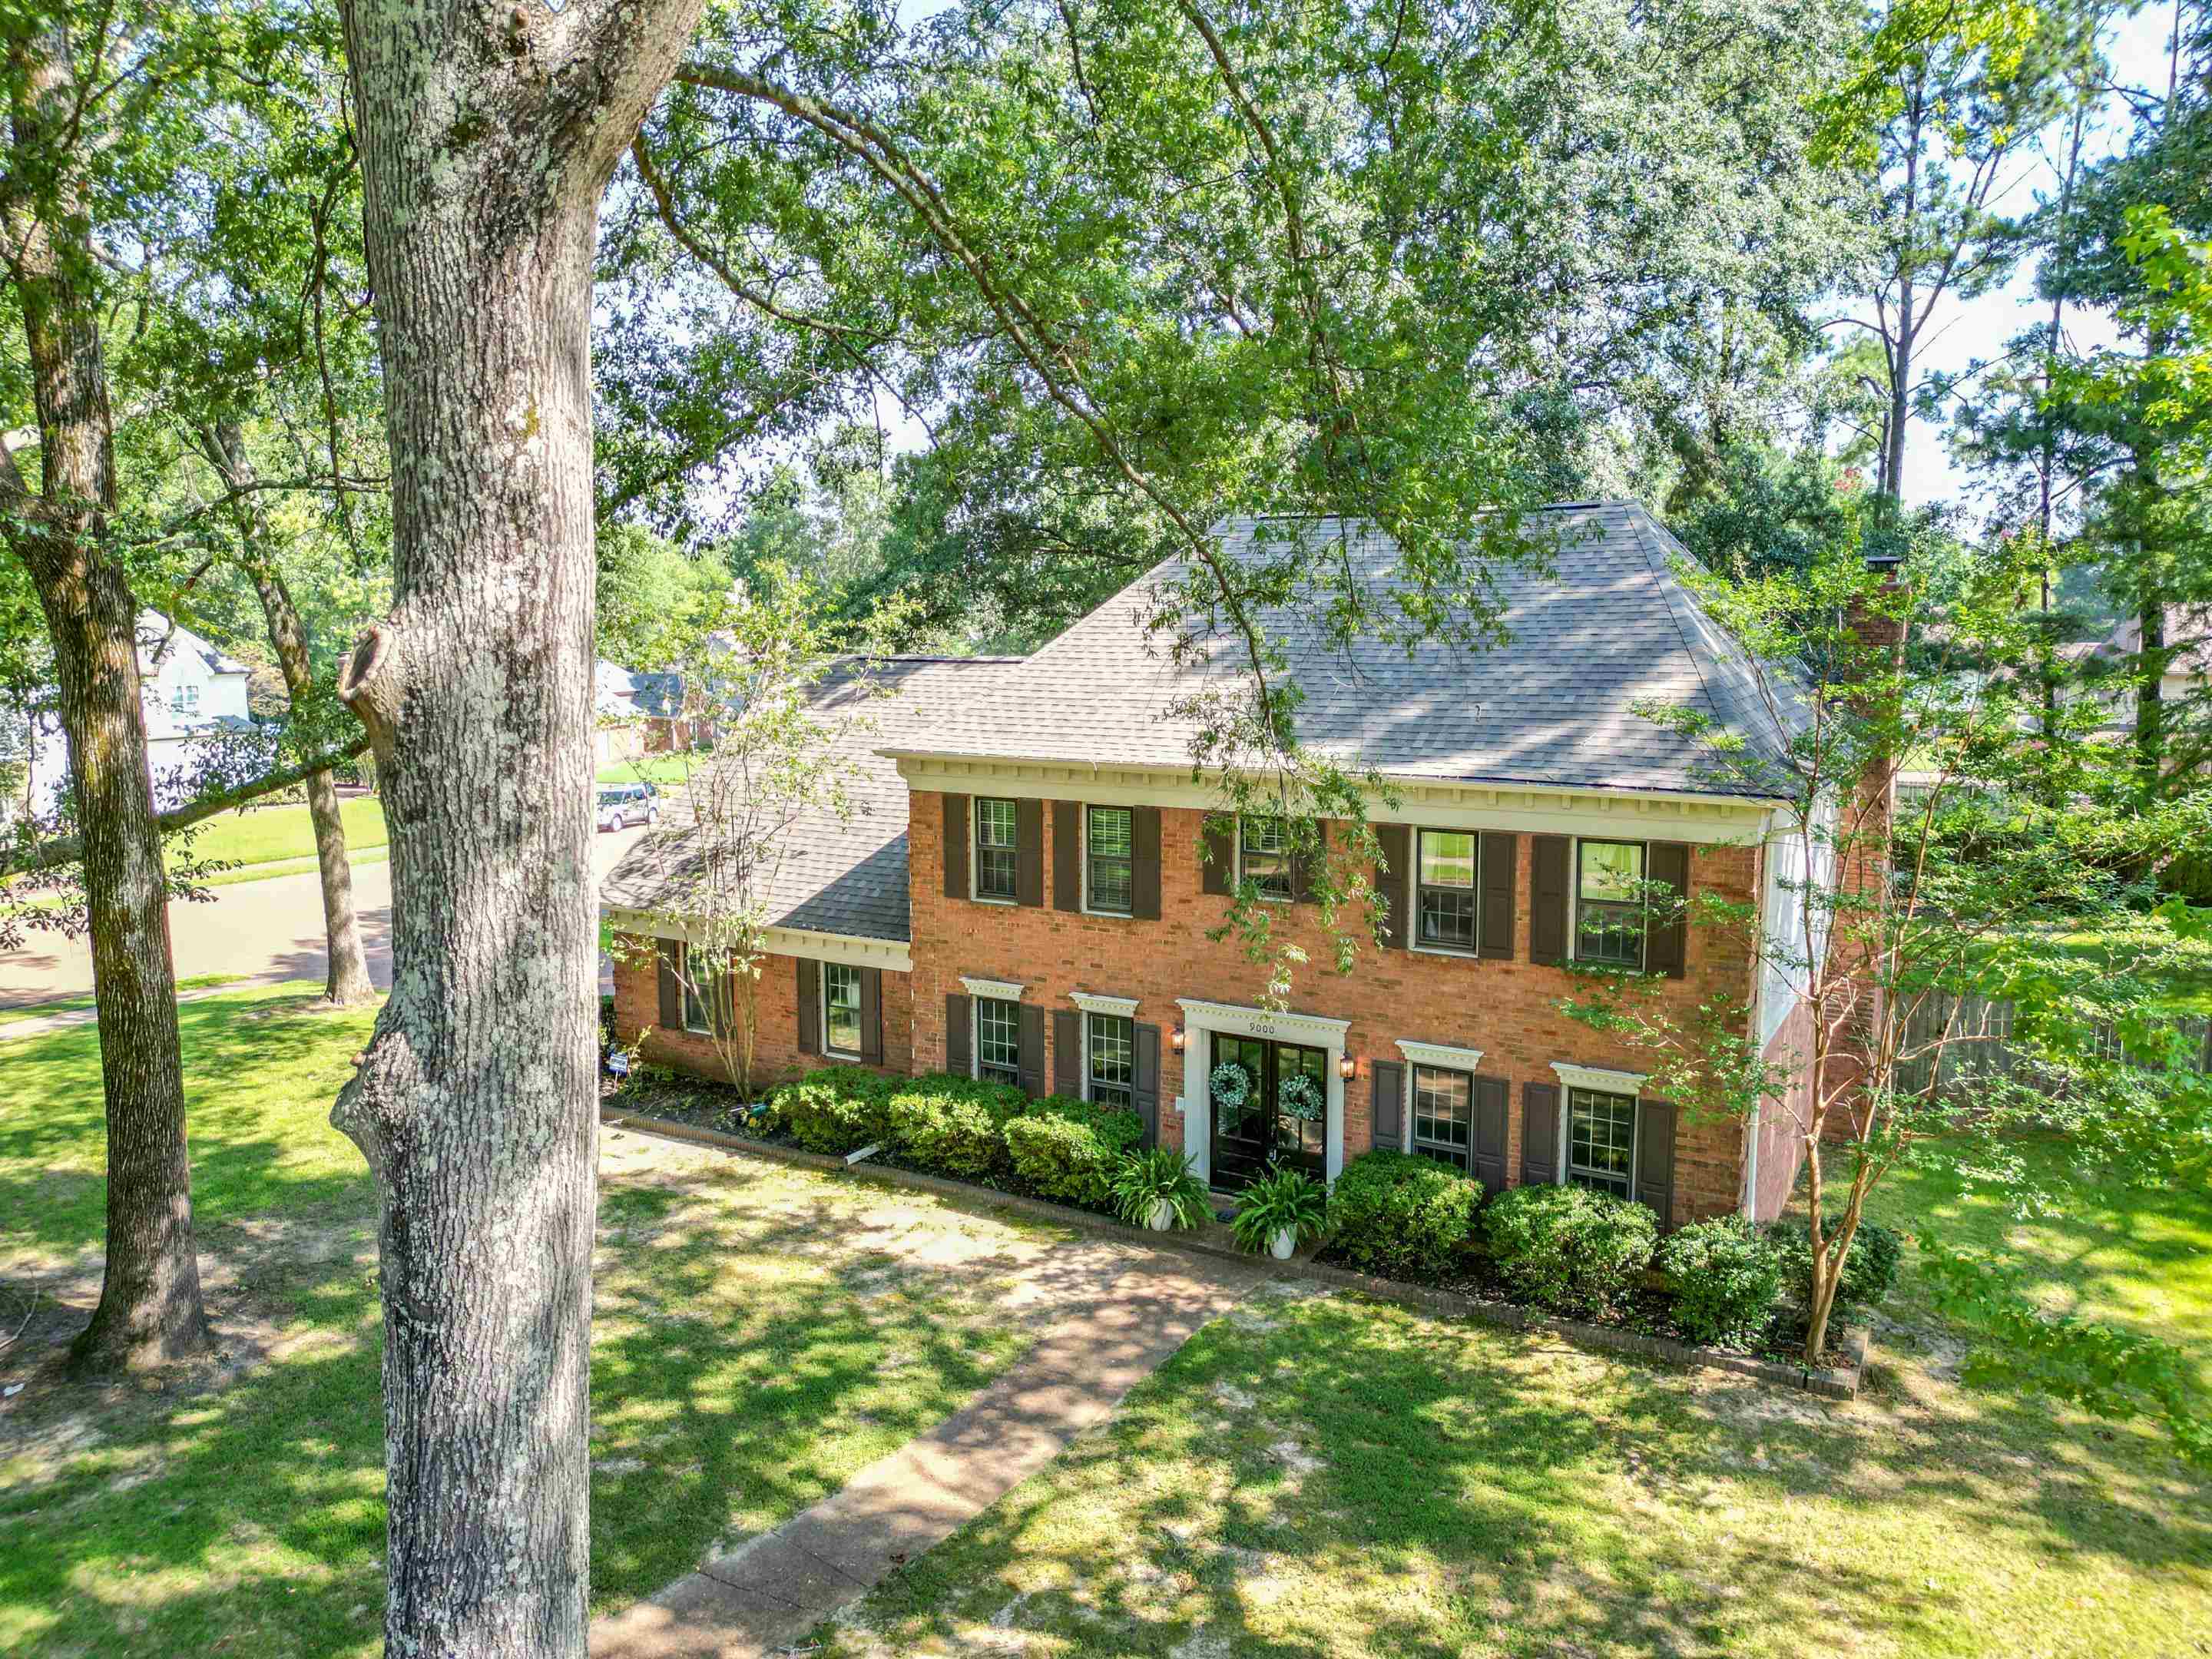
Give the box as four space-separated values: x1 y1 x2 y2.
890 754 1773 845
1069 991 1141 1018
601 907 912 973
1397 1039 1487 1072
960 975 1025 1002
1551 1061 1648 1095
1176 997 1350 1048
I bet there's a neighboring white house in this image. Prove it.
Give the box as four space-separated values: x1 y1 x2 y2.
12 612 254 825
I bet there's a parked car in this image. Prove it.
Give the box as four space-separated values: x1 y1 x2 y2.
596 782 660 832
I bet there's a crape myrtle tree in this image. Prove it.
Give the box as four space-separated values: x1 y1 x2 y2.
614 572 898 1098
1558 527 2212 1457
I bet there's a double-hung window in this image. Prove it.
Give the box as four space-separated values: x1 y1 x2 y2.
974 797 1019 901
823 962 862 1058
1086 806 1134 915
1416 830 1479 951
1566 1087 1636 1198
1239 816 1293 900
1086 1012 1134 1108
1411 1065 1472 1168
976 997 1022 1085
171 684 200 715
679 949 714 1035
1575 839 1645 966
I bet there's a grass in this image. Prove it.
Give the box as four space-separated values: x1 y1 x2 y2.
0 973 244 1028
0 985 1035 1657
194 845 390 889
597 754 696 786
171 795 389 872
826 1283 2212 1659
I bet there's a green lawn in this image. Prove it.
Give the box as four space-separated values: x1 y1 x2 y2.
0 986 1034 1657
597 753 695 786
172 795 389 871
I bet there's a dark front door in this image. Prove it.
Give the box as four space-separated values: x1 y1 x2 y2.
1209 1036 1329 1190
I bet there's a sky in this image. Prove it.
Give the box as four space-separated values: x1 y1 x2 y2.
1886 5 2182 512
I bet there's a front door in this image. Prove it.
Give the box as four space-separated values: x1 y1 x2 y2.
1209 1036 1329 1190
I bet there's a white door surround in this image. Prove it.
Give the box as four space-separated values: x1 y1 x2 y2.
1173 997 1354 1184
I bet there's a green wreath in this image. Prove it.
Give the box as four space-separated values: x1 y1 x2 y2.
1278 1071 1326 1124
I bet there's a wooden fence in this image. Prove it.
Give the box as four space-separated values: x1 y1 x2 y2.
1896 992 2212 1097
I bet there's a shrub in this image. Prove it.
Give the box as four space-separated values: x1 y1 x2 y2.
773 1066 896 1155
884 1075 1024 1180
1002 1097 1144 1207
1657 1217 1784 1344
1767 1215 1903 1315
1326 1151 1482 1280
1230 1167 1330 1254
1109 1146 1212 1229
1482 1184 1657 1318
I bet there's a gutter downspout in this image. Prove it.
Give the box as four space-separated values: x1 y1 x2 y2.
1740 808 1777 1220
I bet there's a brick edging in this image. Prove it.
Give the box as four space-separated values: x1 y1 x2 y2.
598 1106 1866 1399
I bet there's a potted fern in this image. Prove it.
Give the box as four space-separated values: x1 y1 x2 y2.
1110 1146 1211 1231
1231 1167 1329 1260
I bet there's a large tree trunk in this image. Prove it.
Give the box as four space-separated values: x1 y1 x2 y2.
334 5 703 1653
199 422 375 1006
1 13 209 1373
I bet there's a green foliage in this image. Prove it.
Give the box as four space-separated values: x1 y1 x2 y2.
1482 1184 1658 1319
772 1067 897 1156
1326 1151 1482 1280
1001 1098 1145 1209
884 1075 1024 1181
1767 1217 1902 1316
1108 1146 1212 1230
1230 1167 1330 1254
1657 1217 1785 1344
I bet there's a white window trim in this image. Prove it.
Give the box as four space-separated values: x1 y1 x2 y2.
972 993 1023 1085
1081 804 1136 919
1397 1038 1486 1071
820 961 862 1061
679 949 713 1037
1234 814 1296 904
1558 1078 1641 1197
1069 990 1139 1018
960 975 1025 1002
1408 828 1482 958
971 795 1021 906
1569 836 1650 970
1549 1060 1647 1094
1407 1058 1480 1164
1081 1008 1137 1108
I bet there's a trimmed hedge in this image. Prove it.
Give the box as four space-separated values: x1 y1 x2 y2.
1482 1183 1657 1318
1657 1216 1784 1343
1767 1216 1903 1314
1002 1097 1145 1207
1327 1151 1482 1279
886 1075 1025 1181
773 1067 897 1155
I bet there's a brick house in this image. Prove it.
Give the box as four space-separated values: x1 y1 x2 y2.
604 502 1842 1226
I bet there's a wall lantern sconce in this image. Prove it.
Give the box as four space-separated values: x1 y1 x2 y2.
1339 1055 1357 1081
1170 1027 1186 1052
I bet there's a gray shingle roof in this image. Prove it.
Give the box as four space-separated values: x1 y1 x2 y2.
886 502 1795 798
600 657 1025 942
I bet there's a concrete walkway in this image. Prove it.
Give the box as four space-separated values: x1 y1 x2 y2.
591 1247 1259 1659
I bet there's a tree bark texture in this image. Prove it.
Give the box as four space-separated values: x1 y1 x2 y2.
200 422 375 1006
334 4 704 1654
1 14 209 1373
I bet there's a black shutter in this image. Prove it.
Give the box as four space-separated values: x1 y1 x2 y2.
1530 836 1570 965
1521 1081 1560 1186
942 794 970 899
1133 1023 1161 1147
1293 819 1328 902
1053 801 1083 914
1374 824 1409 949
1647 842 1690 979
1015 798 1045 908
859 968 884 1065
656 940 683 1029
1131 807 1163 919
1472 1075 1509 1195
796 959 820 1055
1635 1098 1677 1226
1479 832 1517 961
1201 813 1235 896
1017 1002 1047 1097
945 993 972 1075
1054 1008 1083 1095
1371 1059 1404 1151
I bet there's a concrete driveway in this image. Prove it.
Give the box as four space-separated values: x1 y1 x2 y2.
0 822 649 1012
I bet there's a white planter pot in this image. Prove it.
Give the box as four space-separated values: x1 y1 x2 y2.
1147 1197 1176 1232
1270 1226 1297 1261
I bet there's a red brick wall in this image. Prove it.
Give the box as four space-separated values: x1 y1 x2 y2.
611 939 913 1091
908 796 1765 1226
